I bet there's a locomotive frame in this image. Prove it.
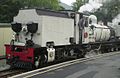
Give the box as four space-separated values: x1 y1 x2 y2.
5 9 120 69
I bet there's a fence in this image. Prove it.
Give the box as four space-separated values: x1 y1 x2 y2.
0 23 12 56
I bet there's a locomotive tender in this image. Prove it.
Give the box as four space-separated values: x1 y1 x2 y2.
5 9 120 69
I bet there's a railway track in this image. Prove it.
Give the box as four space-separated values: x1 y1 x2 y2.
10 51 120 78
0 69 27 78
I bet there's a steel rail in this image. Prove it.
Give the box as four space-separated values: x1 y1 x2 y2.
0 69 26 78
10 51 120 78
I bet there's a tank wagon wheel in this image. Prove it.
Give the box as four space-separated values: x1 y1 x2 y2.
113 46 119 51
113 48 116 51
107 48 110 52
115 48 119 51
101 48 109 53
110 48 114 52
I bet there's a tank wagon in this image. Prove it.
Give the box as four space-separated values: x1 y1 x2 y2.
5 9 120 69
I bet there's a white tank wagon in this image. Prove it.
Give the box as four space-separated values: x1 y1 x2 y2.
92 24 111 42
84 15 111 43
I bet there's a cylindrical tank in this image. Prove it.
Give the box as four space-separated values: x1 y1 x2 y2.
93 24 111 41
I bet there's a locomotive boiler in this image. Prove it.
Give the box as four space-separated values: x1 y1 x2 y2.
5 9 120 69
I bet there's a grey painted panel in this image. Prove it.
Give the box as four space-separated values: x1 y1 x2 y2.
36 9 72 18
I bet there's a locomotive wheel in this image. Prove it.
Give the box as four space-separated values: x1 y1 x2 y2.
69 49 74 56
115 48 118 51
63 50 68 57
34 56 40 68
35 60 40 68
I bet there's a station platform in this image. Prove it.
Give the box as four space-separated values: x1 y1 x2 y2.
0 59 10 72
11 52 120 78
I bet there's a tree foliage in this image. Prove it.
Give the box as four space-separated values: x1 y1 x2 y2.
23 0 61 10
72 0 89 11
0 0 60 23
0 0 23 23
93 0 120 24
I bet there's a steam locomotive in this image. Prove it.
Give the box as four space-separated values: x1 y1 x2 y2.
5 9 120 69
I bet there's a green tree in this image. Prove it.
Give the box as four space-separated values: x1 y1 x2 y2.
93 0 120 24
72 0 88 11
0 0 61 23
23 0 61 10
0 0 23 23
